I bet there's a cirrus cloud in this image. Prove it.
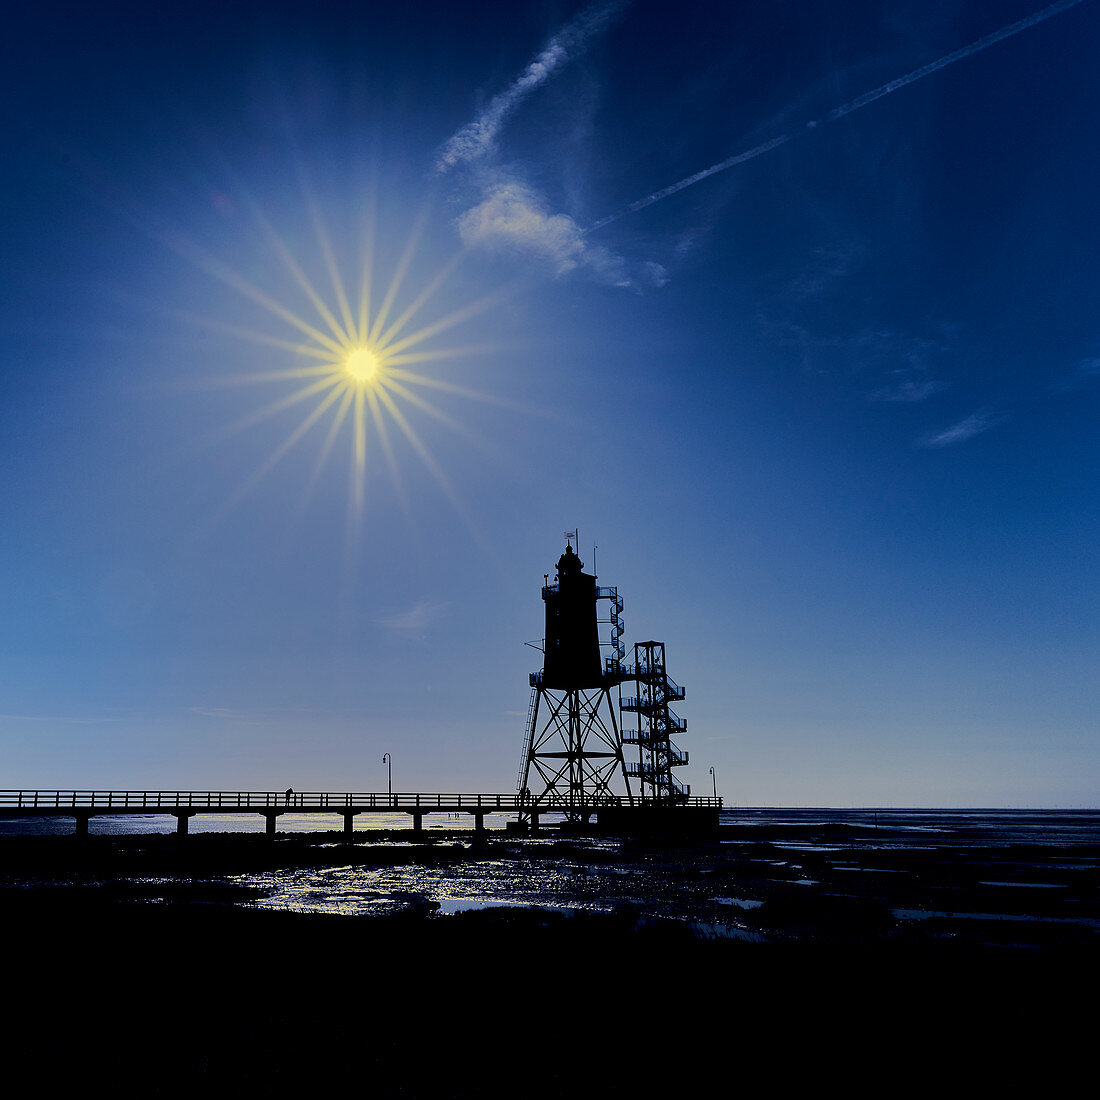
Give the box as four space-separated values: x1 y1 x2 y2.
436 1 626 173
921 408 1005 448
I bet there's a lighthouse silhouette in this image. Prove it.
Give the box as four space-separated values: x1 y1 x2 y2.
542 544 602 689
516 539 707 832
512 541 708 831
516 541 627 825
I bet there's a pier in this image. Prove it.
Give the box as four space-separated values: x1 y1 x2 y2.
0 789 722 836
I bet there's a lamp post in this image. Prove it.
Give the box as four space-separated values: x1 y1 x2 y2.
709 766 717 800
382 753 392 800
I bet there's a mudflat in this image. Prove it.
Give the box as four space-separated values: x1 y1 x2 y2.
4 820 1096 1094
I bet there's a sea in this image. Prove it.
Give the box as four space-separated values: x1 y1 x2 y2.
1 804 1097 842
2 807 1097 942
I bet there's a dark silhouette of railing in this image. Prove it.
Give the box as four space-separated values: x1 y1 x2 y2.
0 789 722 835
0 789 720 811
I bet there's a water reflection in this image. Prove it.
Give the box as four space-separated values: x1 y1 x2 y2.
235 848 624 919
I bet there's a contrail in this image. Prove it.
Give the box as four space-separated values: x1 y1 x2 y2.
827 0 1085 121
588 133 794 229
589 0 1086 231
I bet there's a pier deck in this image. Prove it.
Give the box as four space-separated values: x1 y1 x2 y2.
0 789 721 835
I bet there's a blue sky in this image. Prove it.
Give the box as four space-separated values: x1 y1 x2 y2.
1 1 1097 805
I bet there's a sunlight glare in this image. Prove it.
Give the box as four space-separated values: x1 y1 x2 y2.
188 197 517 541
344 346 381 386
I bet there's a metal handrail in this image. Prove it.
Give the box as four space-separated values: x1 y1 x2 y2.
625 748 688 770
619 667 684 698
0 789 722 811
619 699 688 728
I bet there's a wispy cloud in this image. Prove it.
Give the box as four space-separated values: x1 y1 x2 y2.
375 598 449 636
437 2 662 289
436 1 626 173
457 180 586 274
456 177 666 289
186 705 364 720
186 706 255 720
921 408 1004 447
865 330 952 403
1055 355 1100 393
787 244 863 300
766 317 955 401
874 377 948 403
0 713 120 725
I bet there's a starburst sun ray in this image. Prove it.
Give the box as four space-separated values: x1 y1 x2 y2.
190 197 512 538
309 198 358 340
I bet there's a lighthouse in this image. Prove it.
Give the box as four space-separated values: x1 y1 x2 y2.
516 542 629 822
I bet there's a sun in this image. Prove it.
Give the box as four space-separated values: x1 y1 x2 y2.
343 346 382 386
181 197 513 535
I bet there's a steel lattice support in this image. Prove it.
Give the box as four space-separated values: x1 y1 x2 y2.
518 683 631 822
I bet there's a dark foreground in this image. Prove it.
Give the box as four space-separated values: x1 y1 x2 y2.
4 818 1097 1095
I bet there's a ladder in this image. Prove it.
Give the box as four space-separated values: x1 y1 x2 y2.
516 686 538 791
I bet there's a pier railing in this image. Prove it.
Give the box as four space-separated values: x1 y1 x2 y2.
0 789 722 812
